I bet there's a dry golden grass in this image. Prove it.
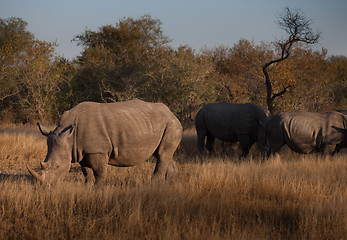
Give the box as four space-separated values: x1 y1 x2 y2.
0 125 346 239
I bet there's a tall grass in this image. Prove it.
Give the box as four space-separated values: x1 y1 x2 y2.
0 125 346 239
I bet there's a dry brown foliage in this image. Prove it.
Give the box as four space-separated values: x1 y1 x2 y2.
0 125 346 239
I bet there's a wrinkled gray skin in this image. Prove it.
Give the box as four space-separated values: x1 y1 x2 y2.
195 102 271 157
264 111 347 155
28 100 183 185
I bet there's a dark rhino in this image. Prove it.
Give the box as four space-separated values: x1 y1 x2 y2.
28 100 183 185
264 111 347 155
195 102 271 157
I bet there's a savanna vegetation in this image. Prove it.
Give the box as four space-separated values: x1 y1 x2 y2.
0 125 346 239
0 8 346 240
0 9 346 126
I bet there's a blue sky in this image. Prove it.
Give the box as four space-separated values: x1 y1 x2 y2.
1 0 346 59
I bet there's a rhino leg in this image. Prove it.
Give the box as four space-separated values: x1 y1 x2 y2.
197 130 206 154
152 124 182 181
238 135 251 158
80 153 108 185
332 144 342 155
80 165 94 185
322 144 338 155
152 156 172 181
205 131 215 154
165 161 177 178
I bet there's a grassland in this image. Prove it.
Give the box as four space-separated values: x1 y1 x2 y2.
0 124 346 239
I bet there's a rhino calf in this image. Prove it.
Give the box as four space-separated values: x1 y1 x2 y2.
28 100 183 185
265 111 347 155
195 102 271 157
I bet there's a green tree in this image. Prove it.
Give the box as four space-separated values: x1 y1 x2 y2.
0 17 74 122
72 15 217 125
72 15 170 102
142 45 216 124
327 56 347 109
0 18 32 106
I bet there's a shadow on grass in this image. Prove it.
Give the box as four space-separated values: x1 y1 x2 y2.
0 173 36 184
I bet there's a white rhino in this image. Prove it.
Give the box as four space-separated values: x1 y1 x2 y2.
195 102 271 157
264 111 347 155
28 99 183 185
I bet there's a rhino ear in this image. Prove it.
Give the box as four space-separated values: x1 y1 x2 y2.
37 122 50 136
58 125 74 142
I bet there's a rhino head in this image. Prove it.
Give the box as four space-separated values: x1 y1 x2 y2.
27 123 74 184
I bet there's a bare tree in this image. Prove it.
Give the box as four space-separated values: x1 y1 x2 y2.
263 7 321 114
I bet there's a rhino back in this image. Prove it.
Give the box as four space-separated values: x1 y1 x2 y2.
202 102 268 142
58 100 179 165
276 111 345 153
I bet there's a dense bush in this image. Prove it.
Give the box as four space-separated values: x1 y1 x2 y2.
0 16 346 125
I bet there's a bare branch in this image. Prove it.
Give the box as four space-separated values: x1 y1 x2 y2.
224 85 233 101
0 91 18 102
99 80 119 102
271 84 293 101
263 7 321 114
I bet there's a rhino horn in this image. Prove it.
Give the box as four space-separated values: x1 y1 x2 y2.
40 161 47 170
27 166 45 182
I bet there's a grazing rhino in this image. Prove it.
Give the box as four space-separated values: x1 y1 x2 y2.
264 111 347 155
195 102 271 157
27 99 183 185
